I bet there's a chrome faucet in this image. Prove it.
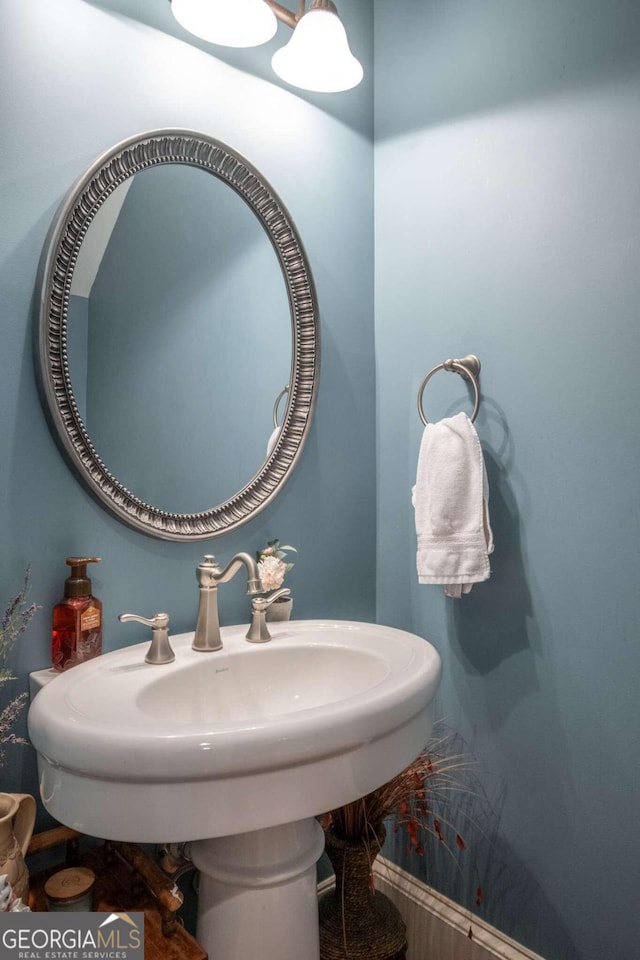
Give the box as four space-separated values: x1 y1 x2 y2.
192 553 262 652
246 588 291 643
118 611 175 664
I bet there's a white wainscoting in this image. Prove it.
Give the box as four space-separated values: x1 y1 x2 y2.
318 856 546 960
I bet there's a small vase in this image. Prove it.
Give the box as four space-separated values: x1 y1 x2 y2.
265 596 293 622
319 824 407 960
0 793 36 903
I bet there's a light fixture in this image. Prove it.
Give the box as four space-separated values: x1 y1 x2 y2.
171 0 278 48
170 0 363 93
271 0 363 93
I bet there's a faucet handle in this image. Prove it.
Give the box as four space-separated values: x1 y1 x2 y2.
246 589 291 644
197 554 224 587
118 611 175 665
253 588 291 611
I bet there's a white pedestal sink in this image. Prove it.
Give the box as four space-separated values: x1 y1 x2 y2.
29 620 441 960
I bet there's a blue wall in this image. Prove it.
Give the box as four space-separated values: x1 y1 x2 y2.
0 0 374 805
375 2 640 958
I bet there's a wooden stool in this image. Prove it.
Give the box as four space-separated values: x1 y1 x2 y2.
27 827 207 960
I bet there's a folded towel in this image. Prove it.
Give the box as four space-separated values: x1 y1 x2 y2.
413 412 493 597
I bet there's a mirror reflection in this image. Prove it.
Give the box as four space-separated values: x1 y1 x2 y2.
67 164 291 514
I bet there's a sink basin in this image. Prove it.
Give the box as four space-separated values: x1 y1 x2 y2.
29 620 441 842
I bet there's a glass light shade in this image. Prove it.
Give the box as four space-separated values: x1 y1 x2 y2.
171 0 278 48
271 7 364 93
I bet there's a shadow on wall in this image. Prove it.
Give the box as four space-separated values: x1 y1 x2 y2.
437 385 565 717
441 399 543 719
447 446 533 658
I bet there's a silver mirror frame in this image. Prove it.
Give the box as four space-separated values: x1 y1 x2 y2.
35 129 320 540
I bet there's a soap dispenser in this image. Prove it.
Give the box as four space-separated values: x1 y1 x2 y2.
52 557 102 672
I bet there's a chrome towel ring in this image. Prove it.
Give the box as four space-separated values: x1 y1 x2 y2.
417 355 481 426
273 384 290 429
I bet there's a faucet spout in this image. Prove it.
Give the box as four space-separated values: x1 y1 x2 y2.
215 552 262 594
192 553 263 652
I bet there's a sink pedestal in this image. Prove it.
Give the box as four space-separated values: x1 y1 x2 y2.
190 818 325 960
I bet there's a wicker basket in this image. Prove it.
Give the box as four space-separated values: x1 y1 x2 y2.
319 824 407 960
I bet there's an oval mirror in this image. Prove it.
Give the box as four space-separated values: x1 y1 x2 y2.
35 130 320 540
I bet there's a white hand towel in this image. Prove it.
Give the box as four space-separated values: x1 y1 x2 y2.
413 412 493 597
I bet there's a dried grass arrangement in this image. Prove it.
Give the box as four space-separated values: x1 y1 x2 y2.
324 729 474 856
319 728 483 957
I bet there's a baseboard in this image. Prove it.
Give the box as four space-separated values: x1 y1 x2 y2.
318 856 546 960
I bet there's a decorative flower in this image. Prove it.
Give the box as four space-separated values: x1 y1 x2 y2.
256 540 296 596
257 555 286 592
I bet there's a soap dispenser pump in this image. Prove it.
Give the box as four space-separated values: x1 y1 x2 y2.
52 557 102 672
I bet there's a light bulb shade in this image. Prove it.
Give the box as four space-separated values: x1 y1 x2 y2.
171 0 278 48
271 4 364 93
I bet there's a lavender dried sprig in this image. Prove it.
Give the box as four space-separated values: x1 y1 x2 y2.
0 566 39 767
0 693 29 765
0 566 38 666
